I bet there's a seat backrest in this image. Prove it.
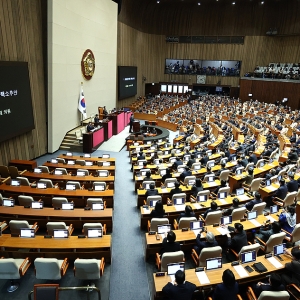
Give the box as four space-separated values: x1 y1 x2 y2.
178 217 197 229
16 176 30 186
146 195 162 206
86 198 103 208
196 190 210 198
258 290 290 300
265 232 286 253
198 246 222 267
83 223 103 235
52 197 68 208
220 157 228 164
290 223 300 243
164 178 177 185
56 158 65 163
46 222 67 235
93 182 107 190
75 131 82 139
66 181 81 189
150 218 169 232
245 162 254 171
74 259 101 279
256 159 265 168
250 178 264 192
75 159 85 166
77 168 89 176
160 251 185 272
38 166 50 173
283 191 297 207
171 193 187 203
0 165 10 178
8 166 19 179
0 258 19 279
206 160 215 168
252 202 266 215
205 211 222 225
18 195 34 207
97 170 109 177
9 220 30 235
55 168 67 175
34 258 61 280
203 174 215 182
142 181 155 189
231 207 247 221
39 179 54 188
219 170 230 181
238 243 260 259
183 176 196 186
217 186 230 195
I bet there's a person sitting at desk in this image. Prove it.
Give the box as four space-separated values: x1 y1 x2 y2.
172 157 183 170
143 171 153 182
137 151 145 160
203 201 219 219
162 168 173 182
279 205 296 234
179 166 192 181
187 154 196 168
222 198 241 216
270 179 288 205
190 179 203 199
94 114 100 127
265 168 276 180
162 270 196 300
254 221 282 244
281 246 300 286
160 231 181 255
286 172 298 192
150 200 165 218
245 192 262 211
226 223 248 254
212 269 239 300
194 231 218 255
145 183 158 197
87 122 95 132
169 181 183 198
213 180 227 196
248 150 258 164
215 162 227 177
242 167 254 185
254 273 284 298
178 205 195 221
103 106 108 116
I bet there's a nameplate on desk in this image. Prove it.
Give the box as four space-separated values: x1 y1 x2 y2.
155 272 165 277
213 223 219 227
195 267 204 272
148 231 156 235
181 228 188 232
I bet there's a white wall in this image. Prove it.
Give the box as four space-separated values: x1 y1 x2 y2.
48 0 118 152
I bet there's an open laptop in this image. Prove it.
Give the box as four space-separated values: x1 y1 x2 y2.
98 171 108 177
84 153 91 158
103 162 110 167
177 167 185 173
231 156 237 161
62 203 74 210
166 182 175 188
34 168 42 173
150 146 156 150
207 151 212 157
218 192 227 199
102 154 110 158
54 169 63 175
157 224 171 234
247 210 257 220
94 185 105 191
221 215 232 225
273 243 285 257
207 176 215 183
236 168 243 175
188 179 195 186
270 205 278 214
265 179 271 186
31 201 43 209
138 161 145 166
241 250 256 264
3 199 14 207
85 161 93 166
134 143 139 146
144 183 150 190
184 156 190 161
174 198 185 205
206 257 222 271
169 158 176 163
140 170 147 176
77 170 86 176
194 164 201 170
87 228 103 238
259 161 265 168
160 169 167 176
20 228 35 238
208 161 215 168
236 188 244 196
37 182 47 189
197 195 208 202
92 202 104 210
277 175 282 181
149 200 158 208
190 221 203 230
167 262 185 276
147 141 151 145
67 160 75 165
164 150 169 155
66 184 76 191
11 179 20 186
53 229 69 238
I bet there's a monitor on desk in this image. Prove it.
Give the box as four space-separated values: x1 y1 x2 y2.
11 179 20 186
160 169 167 176
67 160 75 165
20 228 35 238
66 184 76 191
136 147 140 152
98 171 108 177
231 156 237 161
140 171 147 176
208 176 215 182
236 188 244 196
270 205 278 214
92 202 104 210
66 152 73 156
144 183 150 190
241 250 256 264
157 224 171 234
150 152 155 157
176 150 181 154
147 141 151 145
265 179 271 186
207 151 212 157
273 243 285 256
102 154 110 158
164 150 169 155
170 158 176 163
51 159 58 163
77 171 85 176
278 175 282 181
54 170 63 175
37 182 47 189
218 192 227 199
31 201 43 209
85 161 93 166
194 164 201 170
236 168 243 175
197 195 208 202
103 162 110 167
206 257 222 271
53 229 69 238
248 211 257 220
62 203 74 210
94 185 105 191
84 154 91 158
188 179 195 186
269 158 273 163
3 199 15 207
34 168 42 173
190 221 203 230
221 215 232 225
167 262 185 275
87 228 103 238
150 146 156 150
166 182 175 188
208 161 215 168
158 139 162 143
177 167 185 173
184 156 190 161
174 198 185 205
149 200 158 208
259 161 265 168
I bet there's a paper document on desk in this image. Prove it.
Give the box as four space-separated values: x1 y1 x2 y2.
218 199 228 205
169 275 175 282
265 215 276 223
143 207 150 214
175 204 186 211
161 188 168 193
266 186 278 192
136 176 143 180
195 271 210 284
234 265 249 278
249 219 261 227
193 203 201 209
216 227 229 235
267 256 283 269
192 230 203 237
238 195 250 201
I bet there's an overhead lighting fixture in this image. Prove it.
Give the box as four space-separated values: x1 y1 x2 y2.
198 2 201 5
157 0 160 3
261 1 264 4
232 1 235 4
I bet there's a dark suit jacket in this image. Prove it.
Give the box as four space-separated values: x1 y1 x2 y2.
179 170 192 181
213 282 239 300
227 230 248 253
245 199 262 211
172 160 183 169
170 187 183 198
287 180 299 192
160 238 181 255
190 185 203 197
162 173 172 182
162 281 197 300
249 154 258 164
145 189 159 197
195 235 218 254
150 209 165 219
282 260 300 286
273 185 288 200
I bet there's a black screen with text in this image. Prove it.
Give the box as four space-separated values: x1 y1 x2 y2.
118 66 137 100
0 62 35 142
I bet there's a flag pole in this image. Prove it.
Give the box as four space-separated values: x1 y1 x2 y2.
80 82 83 126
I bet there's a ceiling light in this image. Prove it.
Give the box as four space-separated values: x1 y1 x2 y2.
157 0 160 3
198 2 201 5
232 1 235 4
261 1 264 4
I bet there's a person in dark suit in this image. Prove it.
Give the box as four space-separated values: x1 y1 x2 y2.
137 151 145 160
213 180 227 196
172 157 183 170
240 155 249 167
255 221 281 243
287 173 299 192
245 192 262 211
272 179 288 201
265 168 276 180
226 223 248 253
215 162 227 177
187 154 196 168
169 181 183 198
222 198 241 216
242 167 254 185
279 205 296 234
288 148 298 162
129 114 134 133
162 168 173 183
212 269 239 300
143 171 153 182
145 183 158 197
178 205 196 221
194 231 218 255
190 178 203 199
149 200 165 218
162 270 196 300
248 151 258 164
281 246 300 286
87 122 95 132
203 201 219 219
160 231 181 255
179 166 192 181
254 273 285 297
94 114 100 126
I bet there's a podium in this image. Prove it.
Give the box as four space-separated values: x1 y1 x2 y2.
133 121 140 133
101 119 113 141
83 127 104 153
109 112 125 135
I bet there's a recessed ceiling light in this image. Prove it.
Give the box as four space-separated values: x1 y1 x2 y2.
232 1 236 4
261 1 264 4
157 0 160 3
198 2 201 5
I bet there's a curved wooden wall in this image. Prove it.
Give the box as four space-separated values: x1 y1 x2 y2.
0 0 47 165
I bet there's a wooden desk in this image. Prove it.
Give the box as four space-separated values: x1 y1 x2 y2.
58 155 116 165
0 184 114 208
0 234 111 262
9 159 37 171
83 127 104 153
0 206 113 232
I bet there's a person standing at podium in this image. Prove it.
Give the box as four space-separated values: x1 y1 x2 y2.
129 114 134 133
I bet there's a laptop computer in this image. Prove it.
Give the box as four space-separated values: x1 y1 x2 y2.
34 168 42 173
190 221 203 230
170 158 176 163
102 154 110 158
206 257 222 271
209 161 215 167
53 229 69 238
270 205 278 214
160 169 167 176
166 182 175 188
150 146 156 150
218 192 227 199
188 179 195 186
147 141 151 145
37 182 47 189
273 243 285 256
184 156 190 161
87 228 103 238
11 179 20 186
278 175 282 181
92 202 104 210
221 215 232 225
231 156 237 161
248 211 257 220
241 250 256 264
177 167 185 173
174 198 185 205
62 203 74 210
103 162 110 167
197 195 208 202
194 164 201 170
84 153 91 158
85 161 93 166
207 151 212 157
236 168 243 175
207 176 215 182
66 184 76 191
149 200 158 208
259 161 265 168
265 179 271 186
67 160 75 165
94 185 105 191
3 199 14 207
167 262 185 275
157 224 171 234
98 171 108 177
144 183 150 190
164 151 169 155
54 170 63 175
236 188 244 196
20 228 35 238
134 143 139 146
138 161 145 166
77 171 86 176
31 201 43 209
140 171 147 176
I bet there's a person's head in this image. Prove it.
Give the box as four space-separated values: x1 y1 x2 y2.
175 181 180 188
248 167 254 175
167 231 176 243
270 169 276 176
234 223 244 233
221 162 226 168
195 178 202 187
149 183 155 190
191 154 195 159
206 231 215 243
272 221 282 233
288 172 295 180
166 168 171 175
254 192 261 200
222 269 236 288
185 166 190 171
287 205 296 216
211 201 218 210
146 171 151 178
206 166 211 172
220 180 227 187
185 205 193 216
155 200 163 212
291 246 300 260
176 157 180 161
280 179 286 186
269 273 282 287
232 198 240 208
95 114 98 117
175 270 185 285
143 161 147 168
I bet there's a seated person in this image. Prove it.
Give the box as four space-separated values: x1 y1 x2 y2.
143 171 153 182
226 223 248 254
213 179 227 196
94 114 100 126
215 162 227 177
162 270 196 300
254 273 284 297
286 172 298 192
187 154 196 168
178 205 195 221
172 157 183 170
265 168 276 180
212 269 239 300
103 106 108 115
145 183 158 197
162 168 173 182
222 198 240 216
281 245 300 286
179 166 192 181
194 231 218 255
190 178 203 199
204 165 215 177
242 167 254 185
279 205 296 234
137 151 145 160
160 231 181 255
203 201 219 219
150 200 165 218
169 181 183 198
245 192 262 211
87 122 95 132
254 221 282 244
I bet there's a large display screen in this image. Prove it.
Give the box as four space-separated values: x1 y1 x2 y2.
0 61 35 142
118 66 137 100
165 59 241 76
